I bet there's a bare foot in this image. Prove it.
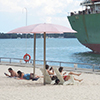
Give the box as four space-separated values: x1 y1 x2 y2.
78 73 81 76
79 79 83 82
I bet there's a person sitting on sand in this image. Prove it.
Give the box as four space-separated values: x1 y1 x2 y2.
17 70 42 81
4 68 18 77
58 67 83 82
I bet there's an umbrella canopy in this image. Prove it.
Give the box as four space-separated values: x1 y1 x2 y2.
8 23 76 85
8 23 76 34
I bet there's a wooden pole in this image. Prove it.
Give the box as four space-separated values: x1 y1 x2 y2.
43 32 46 85
33 33 36 78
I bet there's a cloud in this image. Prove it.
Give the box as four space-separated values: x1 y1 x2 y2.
0 0 22 12
0 0 82 32
46 17 52 23
0 0 81 14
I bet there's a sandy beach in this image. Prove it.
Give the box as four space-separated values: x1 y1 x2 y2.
0 65 100 100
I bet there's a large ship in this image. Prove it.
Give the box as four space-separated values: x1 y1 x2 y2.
67 0 100 53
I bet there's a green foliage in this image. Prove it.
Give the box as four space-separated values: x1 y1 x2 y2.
0 33 76 39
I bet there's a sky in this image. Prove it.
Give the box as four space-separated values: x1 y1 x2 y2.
0 0 84 33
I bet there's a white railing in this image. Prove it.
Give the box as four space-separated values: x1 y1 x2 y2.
0 57 100 73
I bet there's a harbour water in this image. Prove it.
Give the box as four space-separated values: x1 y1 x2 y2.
1 38 100 65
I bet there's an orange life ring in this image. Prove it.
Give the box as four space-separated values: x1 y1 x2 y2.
23 53 31 62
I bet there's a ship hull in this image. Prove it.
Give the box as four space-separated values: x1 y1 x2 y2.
67 13 100 53
83 44 100 52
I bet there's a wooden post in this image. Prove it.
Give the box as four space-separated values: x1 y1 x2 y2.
43 32 46 85
33 33 36 78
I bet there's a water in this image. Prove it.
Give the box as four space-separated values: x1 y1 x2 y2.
0 38 100 66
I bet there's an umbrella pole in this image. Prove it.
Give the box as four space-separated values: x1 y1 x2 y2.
43 32 46 85
33 33 36 78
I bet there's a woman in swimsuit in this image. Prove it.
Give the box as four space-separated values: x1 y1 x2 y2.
45 64 54 76
17 70 42 81
45 64 58 80
58 67 83 82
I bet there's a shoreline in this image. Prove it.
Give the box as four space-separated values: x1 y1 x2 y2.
0 64 100 100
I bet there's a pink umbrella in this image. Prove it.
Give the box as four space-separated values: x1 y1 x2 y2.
9 23 76 33
8 23 76 84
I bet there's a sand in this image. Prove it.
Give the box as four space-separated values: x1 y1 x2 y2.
0 65 100 100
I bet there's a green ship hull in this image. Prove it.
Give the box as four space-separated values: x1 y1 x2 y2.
68 13 100 52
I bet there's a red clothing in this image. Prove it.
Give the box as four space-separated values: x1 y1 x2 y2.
64 75 67 80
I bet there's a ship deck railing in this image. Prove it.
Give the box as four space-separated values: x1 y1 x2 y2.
0 57 100 74
68 9 100 16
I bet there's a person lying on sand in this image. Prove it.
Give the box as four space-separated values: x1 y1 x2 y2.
4 68 18 77
17 70 43 81
58 67 83 82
